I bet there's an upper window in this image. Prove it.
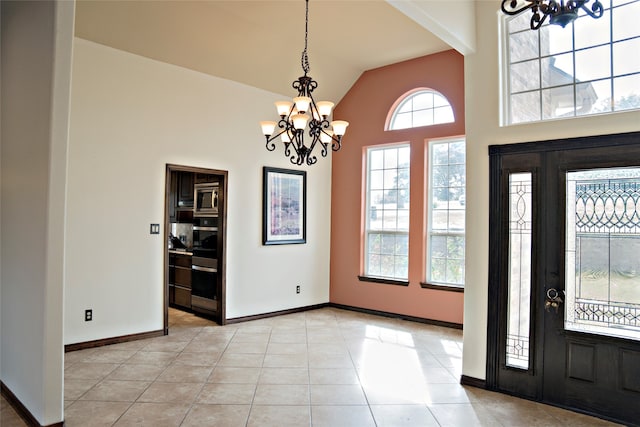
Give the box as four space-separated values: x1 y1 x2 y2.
363 144 410 281
503 0 640 125
388 89 454 130
427 138 465 287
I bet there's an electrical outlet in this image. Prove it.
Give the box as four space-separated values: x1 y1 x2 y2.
85 309 93 321
150 224 160 234
296 285 300 294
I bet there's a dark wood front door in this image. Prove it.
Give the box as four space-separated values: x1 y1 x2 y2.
488 132 640 426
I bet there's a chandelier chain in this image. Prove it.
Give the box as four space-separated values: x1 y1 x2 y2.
301 0 310 75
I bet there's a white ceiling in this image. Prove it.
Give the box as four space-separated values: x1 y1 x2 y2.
74 0 458 102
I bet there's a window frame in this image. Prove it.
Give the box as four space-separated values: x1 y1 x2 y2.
361 143 411 284
500 0 640 126
386 88 455 131
425 137 466 290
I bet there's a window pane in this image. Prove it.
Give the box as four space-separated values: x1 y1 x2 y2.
614 74 640 111
613 1 640 41
613 38 640 76
542 85 576 119
427 139 466 286
576 45 611 82
510 30 539 62
542 53 574 88
364 145 411 280
579 79 611 114
511 91 541 123
511 60 541 92
540 24 573 56
574 10 611 49
389 90 454 130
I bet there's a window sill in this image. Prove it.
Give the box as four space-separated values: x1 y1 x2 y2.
420 282 464 293
358 276 409 287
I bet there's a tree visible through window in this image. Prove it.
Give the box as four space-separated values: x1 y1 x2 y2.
427 139 465 287
364 145 410 280
503 0 640 124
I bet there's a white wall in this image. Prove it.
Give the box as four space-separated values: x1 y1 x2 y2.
1 1 74 424
65 38 332 344
462 5 640 380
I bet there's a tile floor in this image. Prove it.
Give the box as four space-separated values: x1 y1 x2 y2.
5 307 621 426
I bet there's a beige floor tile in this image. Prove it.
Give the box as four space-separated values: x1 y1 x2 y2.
308 353 353 369
63 400 131 427
155 364 213 383
113 402 190 426
370 404 439 426
247 405 311 427
196 383 257 405
310 384 367 405
83 349 137 364
262 353 308 368
207 366 261 384
224 340 269 354
253 384 310 405
106 363 167 381
258 367 309 384
79 379 150 402
422 383 472 404
141 339 189 353
428 403 501 427
64 362 119 380
230 332 271 343
64 378 100 400
266 342 308 355
137 382 203 403
269 332 307 343
173 351 220 366
309 368 360 385
311 405 376 427
217 352 265 368
180 404 250 427
125 351 177 366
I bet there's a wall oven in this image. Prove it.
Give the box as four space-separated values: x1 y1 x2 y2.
194 183 219 217
191 256 218 314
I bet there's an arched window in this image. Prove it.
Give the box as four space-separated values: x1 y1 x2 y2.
387 89 455 130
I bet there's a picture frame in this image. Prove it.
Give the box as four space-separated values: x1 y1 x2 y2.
263 167 307 245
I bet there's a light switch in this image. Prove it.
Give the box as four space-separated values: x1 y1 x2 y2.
150 224 160 234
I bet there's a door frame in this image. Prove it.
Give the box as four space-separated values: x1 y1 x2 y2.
164 164 228 333
486 131 640 418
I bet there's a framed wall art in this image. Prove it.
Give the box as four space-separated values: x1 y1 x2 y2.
262 167 307 245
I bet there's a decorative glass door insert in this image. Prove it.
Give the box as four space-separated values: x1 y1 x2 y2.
566 167 640 341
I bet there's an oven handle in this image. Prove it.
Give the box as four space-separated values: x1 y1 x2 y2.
192 265 217 273
193 226 218 231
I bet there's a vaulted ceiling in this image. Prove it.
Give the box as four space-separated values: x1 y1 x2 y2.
75 0 475 102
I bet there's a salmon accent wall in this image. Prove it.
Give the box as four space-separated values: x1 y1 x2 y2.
330 50 465 324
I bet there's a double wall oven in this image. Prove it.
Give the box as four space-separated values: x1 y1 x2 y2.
191 216 219 315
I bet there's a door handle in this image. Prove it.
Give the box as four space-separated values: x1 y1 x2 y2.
545 288 564 313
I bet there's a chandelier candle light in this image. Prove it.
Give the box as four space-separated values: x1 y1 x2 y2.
501 0 604 30
260 0 348 166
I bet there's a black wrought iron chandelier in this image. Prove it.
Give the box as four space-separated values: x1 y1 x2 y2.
501 0 604 30
259 0 348 166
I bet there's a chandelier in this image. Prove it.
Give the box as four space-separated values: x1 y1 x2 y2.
259 0 348 166
501 0 604 30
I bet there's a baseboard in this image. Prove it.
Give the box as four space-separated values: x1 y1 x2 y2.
64 329 165 352
1 381 63 427
225 303 330 324
460 375 487 388
329 303 463 330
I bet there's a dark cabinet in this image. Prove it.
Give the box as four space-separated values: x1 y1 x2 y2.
169 253 192 309
169 171 194 222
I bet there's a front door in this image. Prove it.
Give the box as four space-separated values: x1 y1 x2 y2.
487 131 640 426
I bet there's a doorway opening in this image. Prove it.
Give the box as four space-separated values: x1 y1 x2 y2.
164 164 228 333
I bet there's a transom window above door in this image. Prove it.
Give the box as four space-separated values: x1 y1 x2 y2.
502 0 640 125
387 89 454 130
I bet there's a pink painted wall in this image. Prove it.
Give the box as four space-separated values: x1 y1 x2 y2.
330 50 465 324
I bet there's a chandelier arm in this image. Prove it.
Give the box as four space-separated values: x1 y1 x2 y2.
501 0 541 16
579 0 604 18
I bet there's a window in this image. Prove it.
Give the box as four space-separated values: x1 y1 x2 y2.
363 144 410 281
503 0 640 125
388 89 454 130
427 139 465 287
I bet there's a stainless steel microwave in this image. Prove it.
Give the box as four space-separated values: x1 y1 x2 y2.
194 183 219 217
